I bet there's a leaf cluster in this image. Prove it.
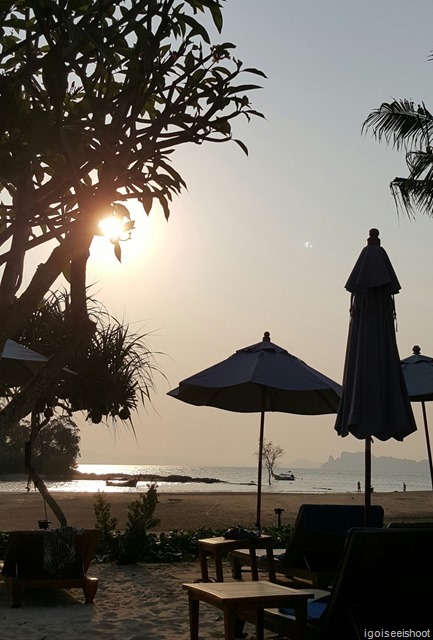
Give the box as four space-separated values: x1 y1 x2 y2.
9 289 162 424
0 0 265 266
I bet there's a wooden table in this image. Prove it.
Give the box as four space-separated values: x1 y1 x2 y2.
198 535 276 582
183 581 312 640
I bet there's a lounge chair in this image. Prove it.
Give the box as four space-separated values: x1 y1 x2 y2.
0 528 101 607
230 504 384 588
388 520 433 528
241 527 433 639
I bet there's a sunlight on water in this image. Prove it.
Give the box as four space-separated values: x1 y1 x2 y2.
0 464 430 494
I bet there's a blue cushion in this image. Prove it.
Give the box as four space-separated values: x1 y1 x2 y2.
280 594 330 622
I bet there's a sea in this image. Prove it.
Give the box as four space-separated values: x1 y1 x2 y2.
0 464 431 494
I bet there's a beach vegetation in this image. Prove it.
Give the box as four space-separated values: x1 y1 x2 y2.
91 490 294 564
93 484 161 564
118 484 160 564
0 531 8 559
93 491 120 561
0 0 265 434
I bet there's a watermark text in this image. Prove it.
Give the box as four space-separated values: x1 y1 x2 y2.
364 631 431 639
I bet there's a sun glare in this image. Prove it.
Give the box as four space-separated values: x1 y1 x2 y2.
98 215 126 242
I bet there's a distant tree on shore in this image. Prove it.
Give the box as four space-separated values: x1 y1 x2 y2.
259 440 284 485
0 413 80 476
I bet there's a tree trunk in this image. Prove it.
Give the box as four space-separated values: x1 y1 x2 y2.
25 411 68 528
0 190 106 352
27 464 68 528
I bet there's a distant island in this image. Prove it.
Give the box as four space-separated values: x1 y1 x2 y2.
321 451 429 473
72 470 224 484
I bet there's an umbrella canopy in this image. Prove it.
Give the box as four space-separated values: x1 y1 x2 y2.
168 331 342 529
0 339 76 389
0 340 50 387
401 346 433 401
401 346 433 489
335 229 417 523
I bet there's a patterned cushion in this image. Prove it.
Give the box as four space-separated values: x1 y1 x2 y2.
42 527 79 575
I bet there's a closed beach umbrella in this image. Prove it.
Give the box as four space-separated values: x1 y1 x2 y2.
401 346 433 489
335 229 417 524
168 332 341 530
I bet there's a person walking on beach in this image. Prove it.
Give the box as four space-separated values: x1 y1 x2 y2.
357 480 361 493
403 482 406 492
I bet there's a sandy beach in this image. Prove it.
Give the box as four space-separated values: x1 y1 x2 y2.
0 559 264 639
0 491 432 639
0 490 432 531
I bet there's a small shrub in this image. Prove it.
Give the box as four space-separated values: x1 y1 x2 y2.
261 523 293 547
117 483 160 565
93 491 121 561
0 531 9 559
147 526 226 563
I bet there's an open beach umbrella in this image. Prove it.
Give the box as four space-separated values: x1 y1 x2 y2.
335 229 417 524
0 339 76 388
401 346 433 489
168 331 342 530
0 339 51 387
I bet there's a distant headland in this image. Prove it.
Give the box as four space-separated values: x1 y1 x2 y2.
320 451 429 473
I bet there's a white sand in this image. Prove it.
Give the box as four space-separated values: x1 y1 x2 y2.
0 560 267 640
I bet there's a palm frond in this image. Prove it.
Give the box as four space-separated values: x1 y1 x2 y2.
391 177 433 218
362 99 433 151
405 149 433 180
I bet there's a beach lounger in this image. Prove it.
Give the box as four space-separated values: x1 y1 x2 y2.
230 504 384 588
0 528 101 607
240 527 433 639
388 520 433 528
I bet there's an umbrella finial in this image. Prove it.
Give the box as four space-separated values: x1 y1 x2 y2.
263 331 271 342
367 228 380 246
413 345 421 355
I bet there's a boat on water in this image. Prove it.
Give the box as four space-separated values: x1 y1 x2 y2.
272 471 295 481
106 476 140 487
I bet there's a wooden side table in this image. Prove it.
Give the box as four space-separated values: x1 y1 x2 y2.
183 581 312 640
198 535 276 583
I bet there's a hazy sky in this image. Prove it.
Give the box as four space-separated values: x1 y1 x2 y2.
63 1 433 467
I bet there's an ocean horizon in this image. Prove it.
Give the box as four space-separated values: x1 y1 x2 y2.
0 464 430 494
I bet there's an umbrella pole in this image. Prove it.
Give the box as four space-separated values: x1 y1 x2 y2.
364 437 371 526
256 410 265 532
421 401 433 491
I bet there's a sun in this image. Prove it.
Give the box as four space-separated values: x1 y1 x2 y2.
98 215 126 243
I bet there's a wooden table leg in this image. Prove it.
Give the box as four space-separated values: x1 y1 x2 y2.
265 546 276 583
223 605 238 640
188 592 200 640
249 548 259 581
290 599 308 640
214 549 224 582
199 546 210 582
255 609 265 640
